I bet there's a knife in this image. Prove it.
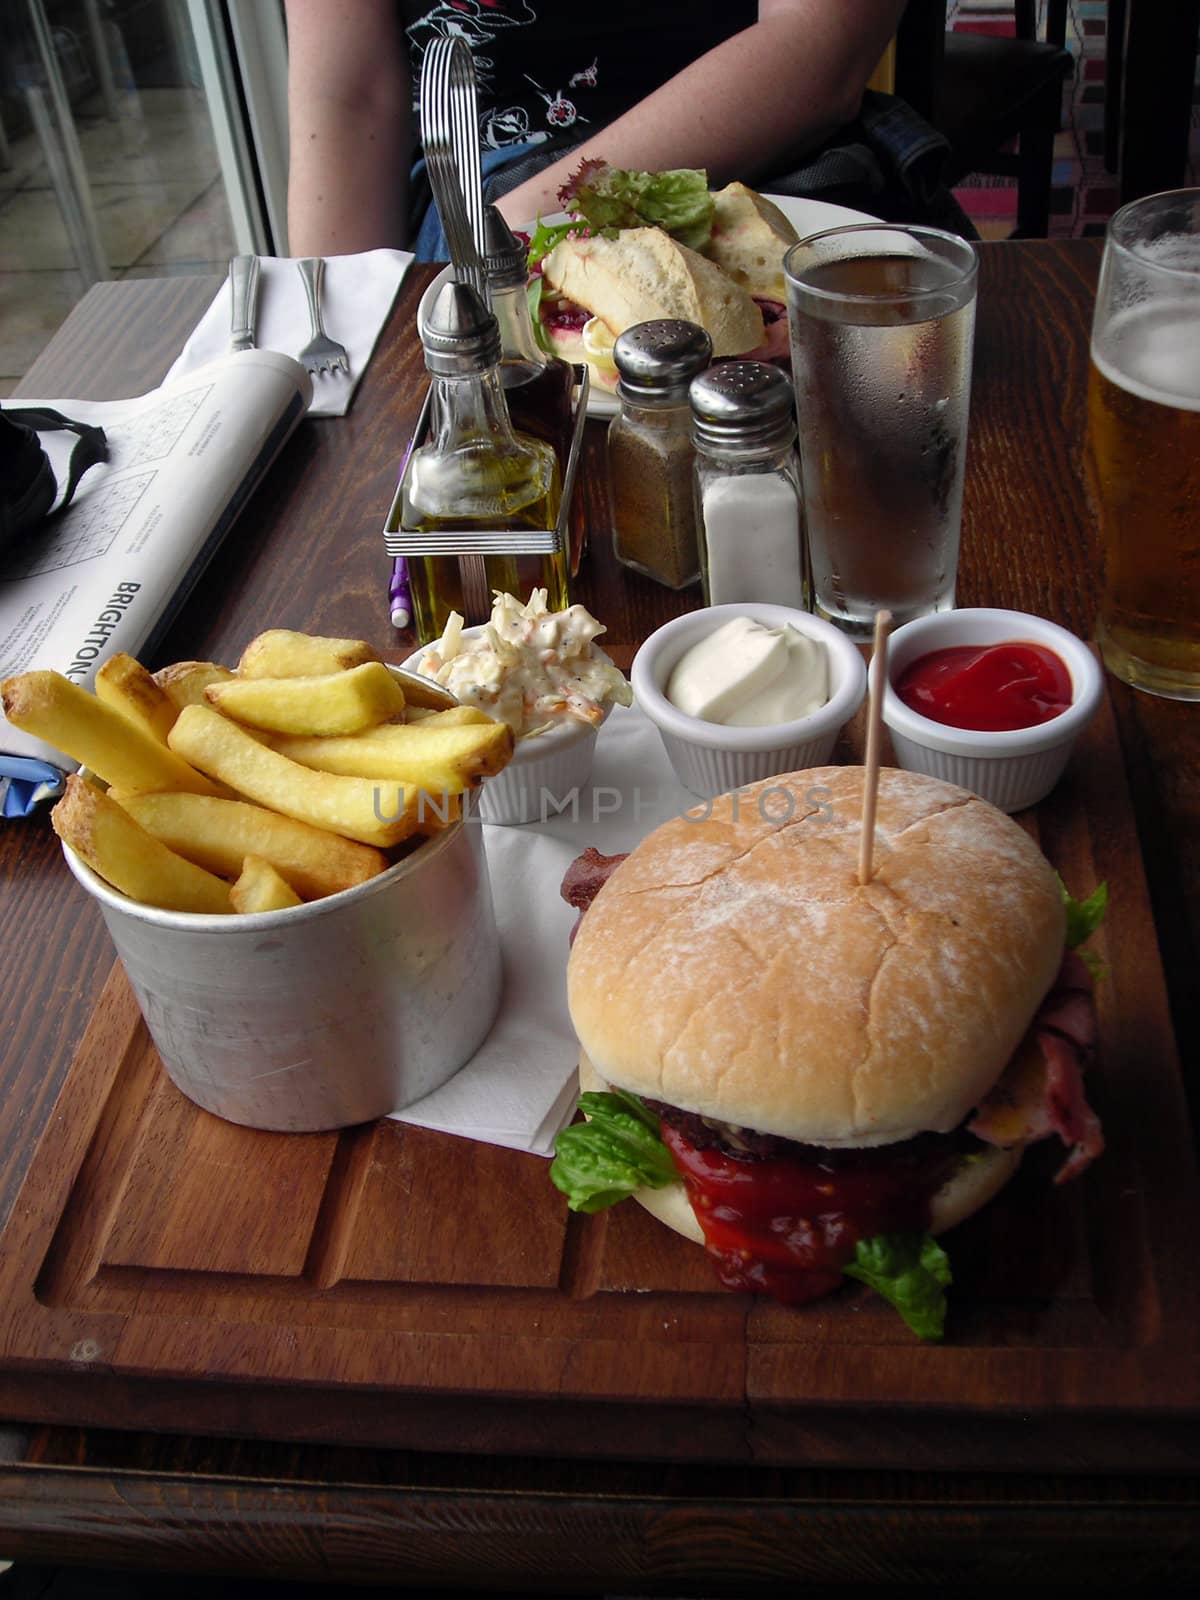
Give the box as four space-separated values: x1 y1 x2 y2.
228 254 261 353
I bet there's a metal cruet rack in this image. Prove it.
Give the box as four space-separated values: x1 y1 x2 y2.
381 360 590 625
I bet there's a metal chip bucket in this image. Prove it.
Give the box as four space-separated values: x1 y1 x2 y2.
61 676 502 1133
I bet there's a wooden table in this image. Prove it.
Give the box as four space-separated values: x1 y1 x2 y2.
1 245 1198 1588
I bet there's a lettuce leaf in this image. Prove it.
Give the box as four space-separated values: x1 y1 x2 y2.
1061 878 1108 949
558 160 715 251
524 214 583 271
550 1090 676 1212
1060 878 1109 978
526 275 553 355
842 1233 952 1341
550 1096 957 1340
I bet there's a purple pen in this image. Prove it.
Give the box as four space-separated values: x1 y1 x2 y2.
390 425 419 630
389 557 412 630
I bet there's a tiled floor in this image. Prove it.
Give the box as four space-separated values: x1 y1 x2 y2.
0 84 234 396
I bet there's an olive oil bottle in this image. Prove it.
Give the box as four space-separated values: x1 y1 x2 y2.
402 279 566 642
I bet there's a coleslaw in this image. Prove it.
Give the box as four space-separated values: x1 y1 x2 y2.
416 590 633 738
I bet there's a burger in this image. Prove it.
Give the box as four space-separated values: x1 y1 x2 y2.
551 767 1105 1339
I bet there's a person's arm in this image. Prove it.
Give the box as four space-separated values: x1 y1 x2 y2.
496 0 907 225
284 0 410 254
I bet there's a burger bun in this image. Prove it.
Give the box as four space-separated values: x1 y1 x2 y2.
568 767 1066 1149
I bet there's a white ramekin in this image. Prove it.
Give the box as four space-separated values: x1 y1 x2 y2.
882 608 1103 812
631 603 868 799
402 631 617 825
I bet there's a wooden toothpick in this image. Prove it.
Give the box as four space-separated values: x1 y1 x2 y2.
857 610 892 887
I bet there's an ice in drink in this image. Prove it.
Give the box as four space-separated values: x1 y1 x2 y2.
787 239 977 639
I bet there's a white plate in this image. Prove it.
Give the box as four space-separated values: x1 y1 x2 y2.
418 194 878 421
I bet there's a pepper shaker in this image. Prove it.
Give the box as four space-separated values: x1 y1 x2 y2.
607 319 711 590
689 361 808 610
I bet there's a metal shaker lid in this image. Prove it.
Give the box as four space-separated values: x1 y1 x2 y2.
614 319 712 404
483 204 526 288
421 278 501 375
689 361 796 452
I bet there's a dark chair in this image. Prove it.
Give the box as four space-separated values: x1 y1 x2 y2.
894 0 1073 238
1104 0 1200 202
1104 0 1125 174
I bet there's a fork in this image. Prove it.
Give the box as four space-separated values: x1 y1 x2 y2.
296 257 350 377
419 37 491 621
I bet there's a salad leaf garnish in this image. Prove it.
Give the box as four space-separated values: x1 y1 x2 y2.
1060 878 1108 949
843 1233 953 1342
526 274 553 355
524 214 585 272
556 160 715 251
550 1090 676 1212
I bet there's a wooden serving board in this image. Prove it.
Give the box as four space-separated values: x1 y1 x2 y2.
1 680 1198 1472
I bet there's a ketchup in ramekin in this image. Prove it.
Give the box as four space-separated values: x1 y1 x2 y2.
894 642 1073 733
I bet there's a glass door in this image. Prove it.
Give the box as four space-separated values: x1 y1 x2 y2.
0 0 288 395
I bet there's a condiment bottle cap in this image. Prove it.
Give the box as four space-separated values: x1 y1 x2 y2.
421 279 502 375
689 361 797 453
483 204 526 289
614 319 712 404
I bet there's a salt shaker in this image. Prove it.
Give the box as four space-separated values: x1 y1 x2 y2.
689 361 808 610
607 319 711 590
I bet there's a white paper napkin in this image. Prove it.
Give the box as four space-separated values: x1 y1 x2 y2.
165 249 413 416
389 703 698 1156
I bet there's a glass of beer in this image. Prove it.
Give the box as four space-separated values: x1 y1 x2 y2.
784 224 978 639
1088 189 1200 700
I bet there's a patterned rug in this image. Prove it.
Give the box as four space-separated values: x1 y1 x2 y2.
949 0 1200 239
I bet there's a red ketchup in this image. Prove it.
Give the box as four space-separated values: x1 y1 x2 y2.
894 642 1073 732
660 1126 958 1306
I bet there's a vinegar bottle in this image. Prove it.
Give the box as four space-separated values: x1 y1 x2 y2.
402 280 566 642
484 205 585 575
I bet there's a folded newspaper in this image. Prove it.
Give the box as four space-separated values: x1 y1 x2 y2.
0 350 311 816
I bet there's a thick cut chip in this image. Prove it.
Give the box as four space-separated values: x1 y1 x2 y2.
414 791 463 836
404 705 494 728
168 704 422 847
2 670 224 797
52 775 230 915
237 630 380 679
268 717 514 792
115 791 388 899
154 660 235 712
206 662 407 736
95 653 177 744
231 855 303 913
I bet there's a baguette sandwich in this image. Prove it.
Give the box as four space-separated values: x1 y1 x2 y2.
538 225 767 391
705 180 799 302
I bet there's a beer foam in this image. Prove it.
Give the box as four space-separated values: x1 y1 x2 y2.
1092 300 1200 412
